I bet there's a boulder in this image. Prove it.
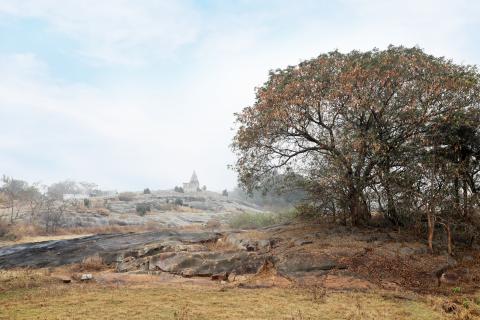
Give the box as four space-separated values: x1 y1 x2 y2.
211 272 228 281
224 233 271 252
80 273 93 281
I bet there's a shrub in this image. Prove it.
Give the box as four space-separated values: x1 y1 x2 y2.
222 189 228 197
174 198 183 206
136 203 151 216
118 192 135 201
71 254 107 272
174 186 184 193
228 210 295 229
83 198 91 208
0 220 10 238
143 188 151 194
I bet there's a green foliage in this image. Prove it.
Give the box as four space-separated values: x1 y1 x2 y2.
143 188 151 194
452 287 462 294
227 210 295 229
83 198 91 208
174 198 183 206
135 203 151 216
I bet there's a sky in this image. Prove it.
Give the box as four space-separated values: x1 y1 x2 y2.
0 0 479 191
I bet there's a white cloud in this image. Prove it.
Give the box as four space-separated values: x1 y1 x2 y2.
0 0 200 66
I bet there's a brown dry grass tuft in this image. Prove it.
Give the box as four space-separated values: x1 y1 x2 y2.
173 304 193 320
68 254 109 273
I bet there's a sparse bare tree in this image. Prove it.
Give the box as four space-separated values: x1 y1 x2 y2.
47 180 78 201
1 176 28 223
22 183 43 223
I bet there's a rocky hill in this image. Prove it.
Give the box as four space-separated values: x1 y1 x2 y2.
60 190 264 229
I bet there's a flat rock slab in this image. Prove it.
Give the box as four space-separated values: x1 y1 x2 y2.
149 251 264 276
0 231 219 269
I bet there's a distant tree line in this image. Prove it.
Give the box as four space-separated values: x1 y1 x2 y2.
0 177 99 233
232 46 480 252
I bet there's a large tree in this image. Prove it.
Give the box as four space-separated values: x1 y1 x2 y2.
232 46 480 227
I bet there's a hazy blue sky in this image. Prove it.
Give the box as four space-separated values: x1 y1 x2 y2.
0 0 479 191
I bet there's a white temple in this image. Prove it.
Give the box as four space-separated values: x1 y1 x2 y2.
183 171 200 193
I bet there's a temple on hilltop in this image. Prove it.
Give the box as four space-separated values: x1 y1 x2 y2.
183 171 200 192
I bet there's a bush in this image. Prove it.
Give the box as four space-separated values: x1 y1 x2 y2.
174 186 184 193
174 198 184 206
228 210 295 229
0 220 10 238
119 192 135 201
143 188 151 194
83 198 91 208
71 254 107 272
136 203 151 216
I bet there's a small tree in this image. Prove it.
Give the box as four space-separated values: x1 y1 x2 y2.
1 176 28 223
143 188 151 194
39 196 66 233
222 189 228 197
23 183 43 222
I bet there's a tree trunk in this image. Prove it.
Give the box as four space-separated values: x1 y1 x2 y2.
349 187 370 226
427 211 435 253
454 176 460 208
386 187 397 225
438 221 453 256
463 179 468 217
446 223 453 256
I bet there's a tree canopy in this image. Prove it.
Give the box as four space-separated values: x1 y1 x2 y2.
232 46 480 249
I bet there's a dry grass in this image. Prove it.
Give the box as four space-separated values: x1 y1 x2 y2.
0 269 54 292
67 254 109 273
0 281 452 320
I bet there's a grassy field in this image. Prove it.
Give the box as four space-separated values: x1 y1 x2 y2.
0 281 451 320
